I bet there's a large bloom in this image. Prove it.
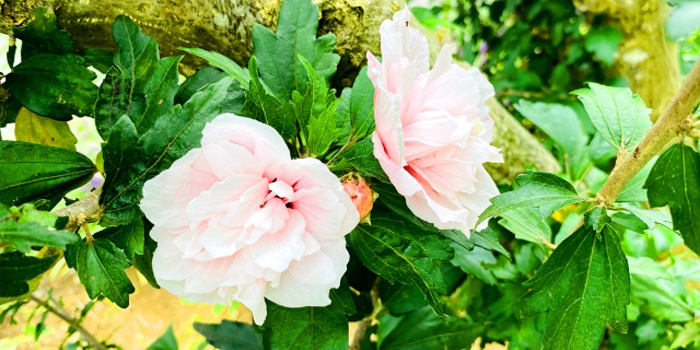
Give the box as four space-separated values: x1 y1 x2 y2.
367 9 502 234
140 114 359 325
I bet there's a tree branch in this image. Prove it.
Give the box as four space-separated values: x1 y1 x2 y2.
30 293 107 350
51 190 103 232
596 60 700 206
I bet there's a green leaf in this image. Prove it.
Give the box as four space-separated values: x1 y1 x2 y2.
252 0 338 98
585 26 623 65
147 325 178 350
0 220 78 254
262 291 349 350
241 57 296 140
334 138 389 183
644 143 700 256
76 238 134 308
13 8 74 57
619 205 672 230
14 107 78 150
137 55 184 133
337 66 375 139
194 320 263 350
133 232 159 288
348 214 453 317
627 256 693 322
450 243 497 285
666 2 700 40
572 83 651 153
0 141 96 208
113 15 159 91
100 78 233 225
498 207 553 246
378 306 485 350
291 55 338 137
617 156 656 202
175 67 228 105
180 48 249 89
521 223 630 349
5 54 98 121
305 95 343 157
81 48 115 74
96 219 145 260
0 250 62 299
478 172 585 226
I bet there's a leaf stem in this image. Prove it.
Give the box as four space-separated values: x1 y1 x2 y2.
30 294 107 350
52 190 103 232
595 60 700 207
327 137 356 167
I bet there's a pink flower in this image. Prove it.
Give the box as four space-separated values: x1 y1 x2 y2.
367 9 502 234
140 114 359 325
340 173 374 221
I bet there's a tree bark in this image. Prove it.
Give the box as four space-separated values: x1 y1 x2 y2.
574 0 681 122
0 0 560 183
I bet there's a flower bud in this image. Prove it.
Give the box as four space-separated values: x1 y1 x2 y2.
340 173 374 221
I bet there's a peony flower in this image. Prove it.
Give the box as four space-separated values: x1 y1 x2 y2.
140 114 359 325
367 9 502 235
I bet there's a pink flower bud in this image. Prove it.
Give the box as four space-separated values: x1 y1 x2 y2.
341 173 374 221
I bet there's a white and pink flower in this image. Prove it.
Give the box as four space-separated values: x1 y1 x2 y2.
367 9 502 234
140 114 359 325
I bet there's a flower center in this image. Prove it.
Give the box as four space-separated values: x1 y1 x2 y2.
263 179 295 208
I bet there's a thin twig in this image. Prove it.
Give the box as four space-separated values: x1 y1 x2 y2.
595 60 700 206
349 277 381 350
30 294 107 350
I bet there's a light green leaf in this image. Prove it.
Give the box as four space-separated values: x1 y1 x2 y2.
478 172 585 226
617 157 656 202
0 220 78 254
627 256 693 322
5 54 98 121
585 26 623 65
573 83 651 153
499 207 553 246
644 143 700 256
521 222 630 350
175 67 229 105
14 107 77 150
180 47 250 89
450 243 497 285
76 238 134 308
0 141 96 208
338 66 375 139
666 2 700 40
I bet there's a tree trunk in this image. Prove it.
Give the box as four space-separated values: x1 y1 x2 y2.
0 0 560 183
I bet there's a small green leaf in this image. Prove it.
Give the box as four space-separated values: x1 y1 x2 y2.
478 172 585 226
584 206 611 233
348 213 453 318
617 157 656 202
147 325 178 350
14 107 77 150
194 320 263 350
180 48 249 89
76 238 134 308
175 67 228 105
113 15 159 91
334 138 389 183
573 83 651 153
13 8 74 57
584 26 623 66
498 207 553 246
644 143 700 256
521 222 630 349
0 141 96 208
5 54 98 121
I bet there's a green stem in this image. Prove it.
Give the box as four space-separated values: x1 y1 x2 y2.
30 294 107 350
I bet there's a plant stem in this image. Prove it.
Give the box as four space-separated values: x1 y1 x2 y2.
30 294 107 350
327 137 356 167
349 277 380 350
595 60 700 207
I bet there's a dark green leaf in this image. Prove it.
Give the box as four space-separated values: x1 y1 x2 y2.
180 48 249 89
133 231 159 288
584 206 610 233
379 281 426 316
335 138 389 183
572 83 651 152
0 141 95 208
252 0 338 98
175 67 228 105
13 8 74 57
81 48 115 74
348 214 453 317
0 96 22 128
521 223 629 349
644 143 700 256
195 320 263 350
346 66 375 139
110 220 145 260
113 15 158 91
76 238 134 308
378 306 485 350
0 251 61 297
478 172 584 226
147 325 178 350
100 78 233 225
5 54 97 121
262 291 348 350
137 55 183 133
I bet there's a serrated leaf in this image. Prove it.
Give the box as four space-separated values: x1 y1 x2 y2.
14 107 77 150
521 223 630 350
95 218 145 260
378 306 485 350
334 138 389 183
346 66 375 139
137 55 183 132
262 290 349 350
252 0 338 99
0 141 96 208
5 54 98 121
76 238 134 308
0 250 62 299
175 67 228 105
13 8 74 57
100 78 233 225
573 83 651 152
348 214 453 317
180 48 249 89
291 55 337 137
499 207 553 246
644 143 700 256
113 15 158 90
241 57 296 140
478 172 584 226
194 320 263 350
